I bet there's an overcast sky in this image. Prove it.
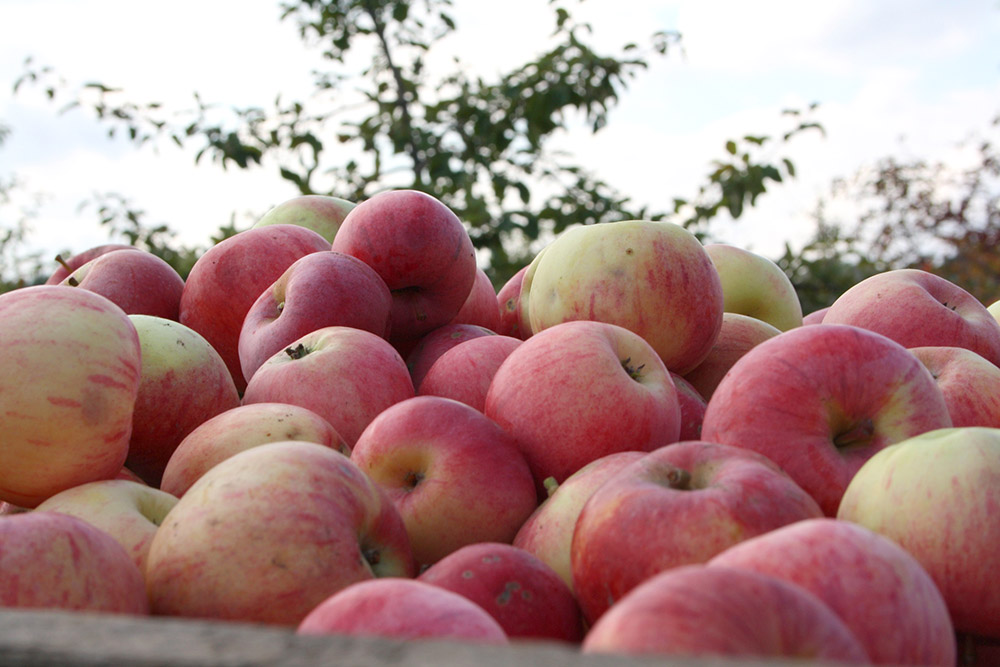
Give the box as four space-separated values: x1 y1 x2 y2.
1 0 998 274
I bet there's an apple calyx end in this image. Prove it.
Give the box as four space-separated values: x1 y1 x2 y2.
403 470 424 491
621 356 646 381
284 343 309 360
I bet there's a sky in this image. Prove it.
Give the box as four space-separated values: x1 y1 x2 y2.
1 0 999 276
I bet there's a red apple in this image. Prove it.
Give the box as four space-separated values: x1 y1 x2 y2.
484 320 681 490
909 346 1000 428
126 314 241 487
297 578 508 644
238 250 393 382
671 371 707 440
417 334 522 412
701 323 953 515
682 312 781 402
419 542 584 643
0 511 149 615
710 517 956 666
803 306 830 325
60 248 185 321
496 264 530 339
823 268 1000 366
145 441 417 626
350 396 537 566
405 323 496 391
582 564 869 663
571 440 823 623
160 402 348 497
331 189 477 344
0 285 141 508
512 451 645 593
179 224 331 392
241 326 414 447
449 267 501 332
45 243 138 284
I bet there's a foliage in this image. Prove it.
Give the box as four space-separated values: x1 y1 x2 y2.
11 0 819 287
0 122 48 289
784 114 1000 310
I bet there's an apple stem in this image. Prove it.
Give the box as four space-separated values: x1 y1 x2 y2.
833 418 876 449
543 476 559 498
362 546 381 567
663 465 692 490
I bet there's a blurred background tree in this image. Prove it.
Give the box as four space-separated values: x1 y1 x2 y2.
7 0 997 311
8 0 814 288
780 114 1000 314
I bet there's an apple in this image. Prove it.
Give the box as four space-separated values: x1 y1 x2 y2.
449 266 501 332
682 312 781 402
710 517 956 666
909 346 1000 428
350 396 537 566
125 315 241 487
485 320 681 490
331 189 477 345
45 243 138 284
571 440 824 623
523 219 723 374
179 223 331 392
704 243 803 331
34 479 178 572
701 323 953 516
0 502 27 515
160 402 348 498
582 564 869 663
671 371 707 440
297 578 508 644
0 511 149 615
823 268 1000 367
803 305 830 325
417 334 522 412
496 264 530 339
405 323 496 391
0 285 141 508
60 248 186 321
512 451 645 593
145 441 417 626
238 250 393 382
838 426 1000 638
251 194 355 243
418 542 584 643
242 326 414 447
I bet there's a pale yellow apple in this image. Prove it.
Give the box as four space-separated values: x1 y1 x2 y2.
704 243 802 331
525 220 724 374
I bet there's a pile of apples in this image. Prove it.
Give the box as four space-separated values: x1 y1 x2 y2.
2 189 1000 665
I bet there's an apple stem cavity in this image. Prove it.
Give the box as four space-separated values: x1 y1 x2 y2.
621 356 646 381
661 465 693 491
833 418 876 449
